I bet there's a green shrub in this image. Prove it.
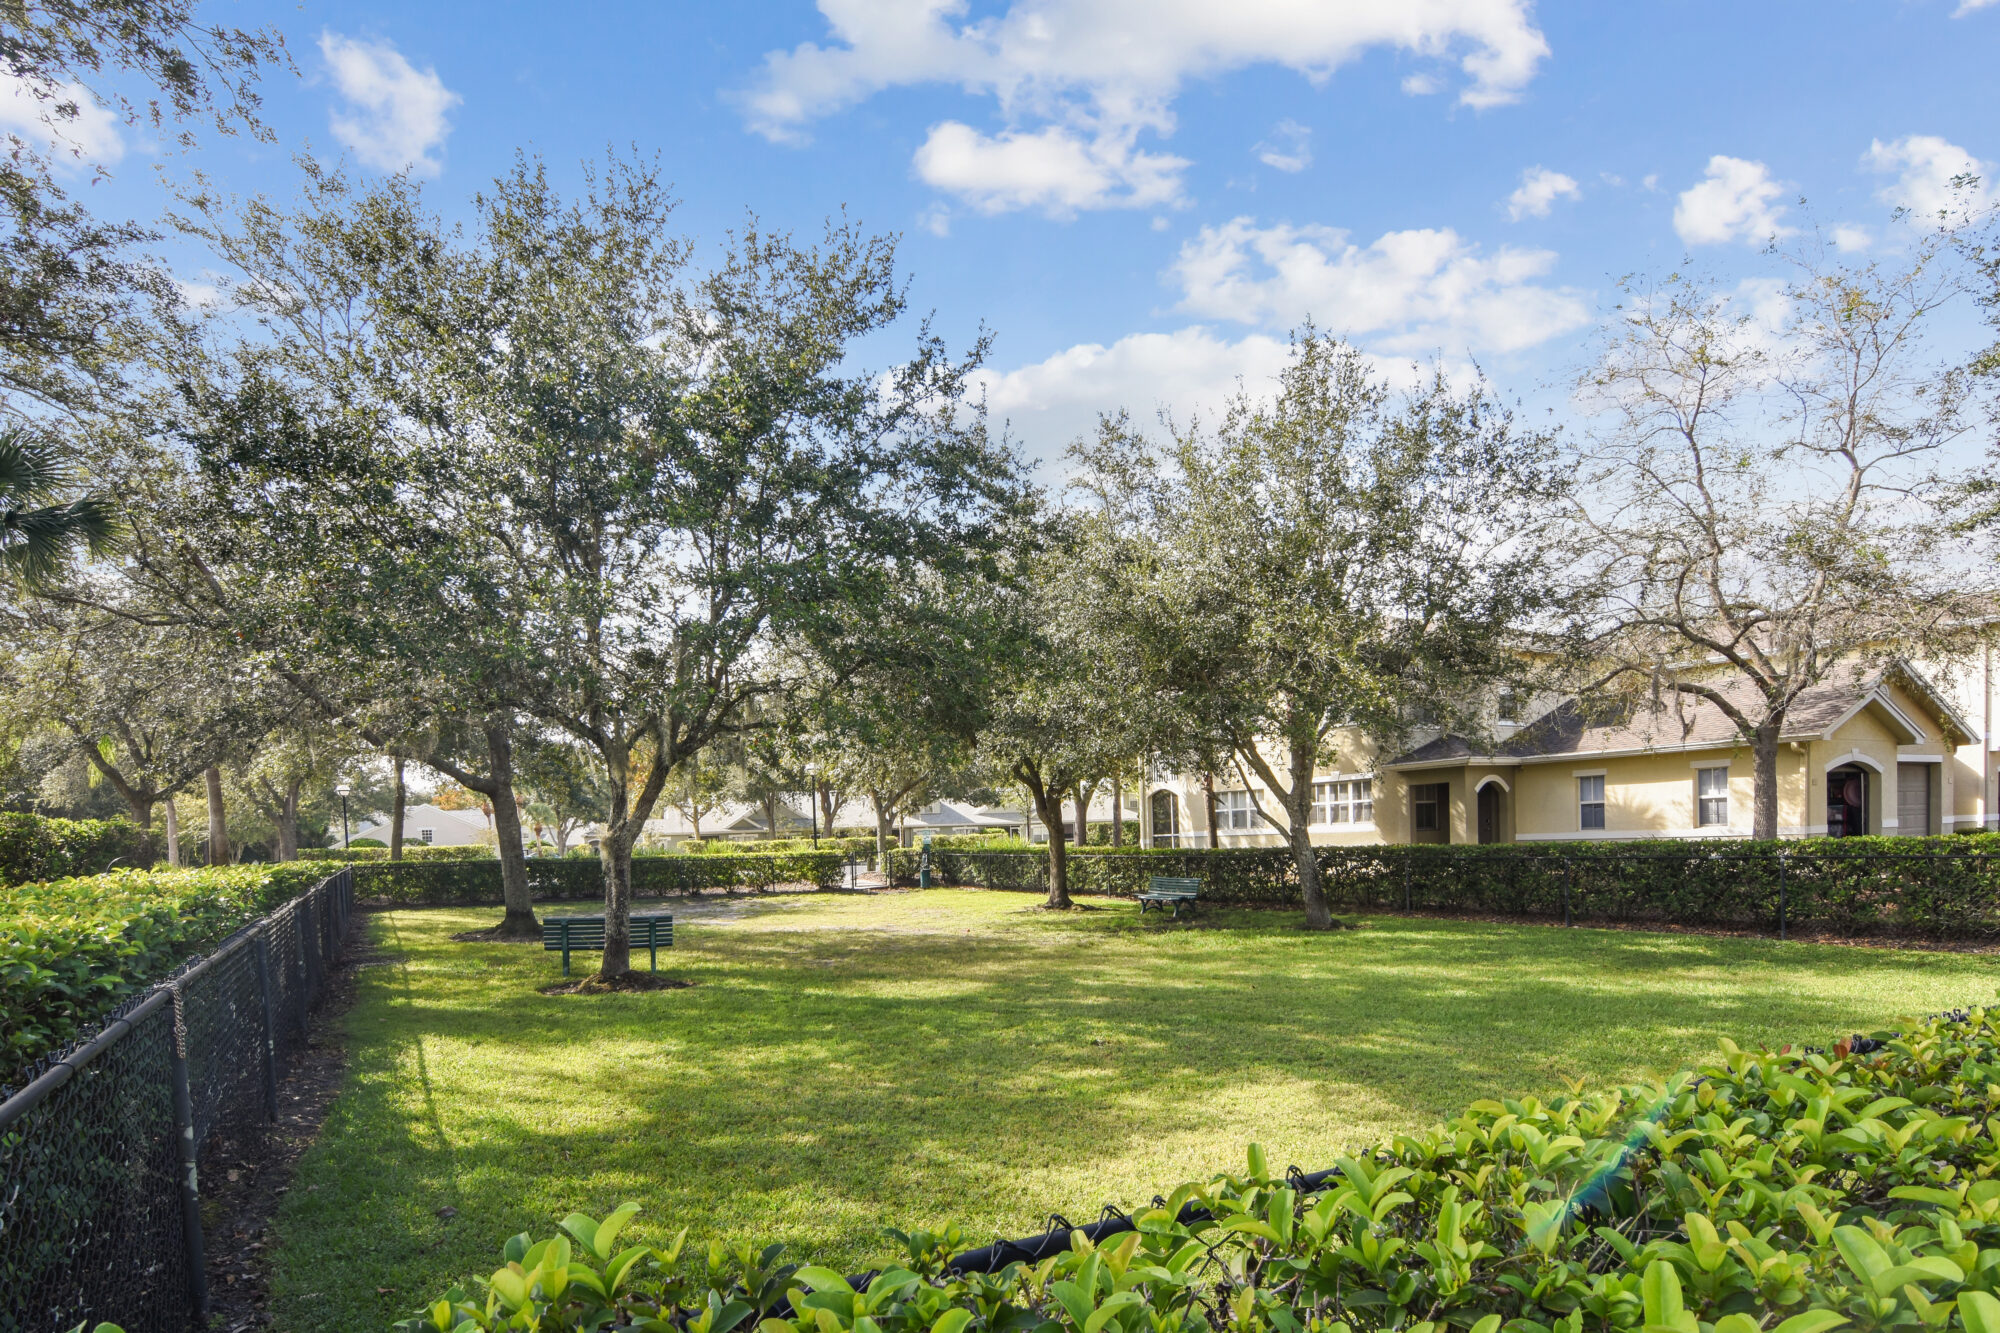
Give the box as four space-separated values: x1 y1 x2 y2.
0 862 330 1087
394 1005 2000 1333
299 844 495 863
350 851 849 906
349 836 387 848
0 812 154 886
891 835 2000 937
671 836 878 858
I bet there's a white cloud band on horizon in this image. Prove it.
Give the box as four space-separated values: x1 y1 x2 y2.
320 31 461 176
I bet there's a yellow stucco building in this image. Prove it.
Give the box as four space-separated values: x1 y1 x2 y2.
1141 662 1989 847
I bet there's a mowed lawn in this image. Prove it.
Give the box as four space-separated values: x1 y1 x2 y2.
270 889 1997 1331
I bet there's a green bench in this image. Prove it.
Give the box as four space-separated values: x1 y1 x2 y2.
1136 876 1201 918
543 912 674 976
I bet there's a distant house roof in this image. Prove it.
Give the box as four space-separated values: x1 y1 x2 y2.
1388 664 1973 769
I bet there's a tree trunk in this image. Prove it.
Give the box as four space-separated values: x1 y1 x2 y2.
1039 787 1071 909
1111 775 1123 847
689 807 702 840
873 794 893 866
820 782 839 836
1288 775 1334 930
204 766 232 866
484 722 540 939
121 789 154 838
163 795 181 868
1204 773 1219 849
1073 779 1097 848
598 824 634 976
762 791 778 839
1752 719 1782 841
390 754 407 861
275 778 301 861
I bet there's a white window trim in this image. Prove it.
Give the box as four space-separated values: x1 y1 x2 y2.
1577 774 1607 831
1571 767 1607 777
1689 760 1732 770
1694 766 1730 829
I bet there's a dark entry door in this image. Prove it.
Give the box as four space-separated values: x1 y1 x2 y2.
1477 783 1501 843
1827 766 1868 837
1149 790 1178 847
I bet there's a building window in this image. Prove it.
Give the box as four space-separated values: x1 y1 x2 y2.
1412 783 1445 832
1312 778 1374 825
1216 790 1263 831
1497 687 1519 724
1696 767 1728 827
1578 776 1606 831
419 828 435 844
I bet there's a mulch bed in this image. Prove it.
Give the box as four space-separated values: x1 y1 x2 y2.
195 921 373 1331
538 971 699 995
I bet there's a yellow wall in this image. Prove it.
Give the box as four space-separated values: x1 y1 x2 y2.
1145 683 1979 847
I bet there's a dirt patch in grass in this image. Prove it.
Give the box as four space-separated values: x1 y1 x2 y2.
447 926 543 943
197 918 370 1331
539 971 699 995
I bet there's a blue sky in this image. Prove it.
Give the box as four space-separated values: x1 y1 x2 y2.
15 1 1999 464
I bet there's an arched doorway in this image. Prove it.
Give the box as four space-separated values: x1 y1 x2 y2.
1149 790 1180 847
1476 781 1505 844
1827 765 1869 837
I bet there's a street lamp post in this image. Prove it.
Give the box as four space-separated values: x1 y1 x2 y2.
806 763 820 849
335 782 352 850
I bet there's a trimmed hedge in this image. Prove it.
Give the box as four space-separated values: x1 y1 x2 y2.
351 851 850 906
299 844 496 862
0 863 329 1088
890 834 2000 937
674 836 880 858
0 812 153 886
394 1005 2000 1333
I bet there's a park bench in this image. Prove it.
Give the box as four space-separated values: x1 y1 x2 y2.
543 911 674 976
1136 876 1201 918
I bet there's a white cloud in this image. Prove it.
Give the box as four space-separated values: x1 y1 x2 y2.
1673 156 1795 246
742 1 1549 213
1955 0 1998 15
913 120 1187 214
1400 72 1443 96
1255 119 1312 173
319 32 460 176
1830 224 1872 252
1169 216 1590 355
978 325 1294 453
1863 134 1993 219
1506 166 1578 220
0 75 123 167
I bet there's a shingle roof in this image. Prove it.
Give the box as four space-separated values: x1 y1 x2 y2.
1389 665 1968 767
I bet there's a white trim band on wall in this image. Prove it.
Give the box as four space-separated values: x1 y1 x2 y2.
1823 750 1886 774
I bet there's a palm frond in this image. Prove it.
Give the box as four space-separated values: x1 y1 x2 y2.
0 428 70 508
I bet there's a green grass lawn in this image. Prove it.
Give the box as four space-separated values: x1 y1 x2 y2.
269 889 1998 1331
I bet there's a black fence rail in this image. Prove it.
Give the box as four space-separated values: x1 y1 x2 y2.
888 843 2000 938
0 868 355 1333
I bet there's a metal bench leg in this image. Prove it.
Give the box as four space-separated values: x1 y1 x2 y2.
649 936 658 972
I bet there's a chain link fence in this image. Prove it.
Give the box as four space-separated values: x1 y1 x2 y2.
0 867 354 1333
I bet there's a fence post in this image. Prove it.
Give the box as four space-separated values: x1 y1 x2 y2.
253 927 280 1122
292 903 312 1038
1563 858 1573 928
1777 851 1788 942
169 985 209 1323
